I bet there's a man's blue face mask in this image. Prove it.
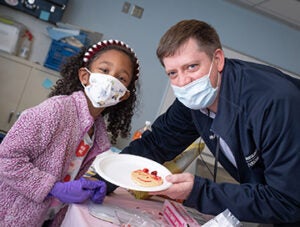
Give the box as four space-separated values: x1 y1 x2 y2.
171 59 219 110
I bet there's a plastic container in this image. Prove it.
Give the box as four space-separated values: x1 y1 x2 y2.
0 16 24 55
132 121 151 140
44 40 81 71
18 30 33 59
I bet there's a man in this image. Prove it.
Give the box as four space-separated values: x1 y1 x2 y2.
111 20 300 226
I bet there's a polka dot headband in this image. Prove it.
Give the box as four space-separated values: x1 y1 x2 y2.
83 39 140 79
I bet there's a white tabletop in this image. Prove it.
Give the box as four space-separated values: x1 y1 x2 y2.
61 187 169 226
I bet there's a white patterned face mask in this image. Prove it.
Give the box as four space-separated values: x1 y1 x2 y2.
83 68 128 108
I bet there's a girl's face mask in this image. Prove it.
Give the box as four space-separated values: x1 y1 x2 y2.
83 68 128 108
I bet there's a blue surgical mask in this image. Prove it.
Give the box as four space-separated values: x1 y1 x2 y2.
171 60 219 110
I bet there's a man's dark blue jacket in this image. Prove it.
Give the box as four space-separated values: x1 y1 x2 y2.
119 59 300 226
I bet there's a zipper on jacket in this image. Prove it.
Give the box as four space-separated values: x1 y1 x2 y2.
207 109 221 182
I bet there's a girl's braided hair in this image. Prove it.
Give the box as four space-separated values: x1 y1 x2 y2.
49 40 140 144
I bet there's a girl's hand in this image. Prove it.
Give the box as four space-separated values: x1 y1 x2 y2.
49 177 106 204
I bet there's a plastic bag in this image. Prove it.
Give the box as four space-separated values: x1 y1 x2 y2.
88 202 163 227
202 209 242 227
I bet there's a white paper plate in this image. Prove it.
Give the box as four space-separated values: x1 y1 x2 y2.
94 154 172 192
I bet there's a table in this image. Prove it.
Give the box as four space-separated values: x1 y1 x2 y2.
61 187 170 226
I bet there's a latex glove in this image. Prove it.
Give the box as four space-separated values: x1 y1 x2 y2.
90 180 107 204
91 173 118 195
50 177 106 204
149 172 194 200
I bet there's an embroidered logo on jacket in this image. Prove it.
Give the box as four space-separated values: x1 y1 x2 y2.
245 150 259 167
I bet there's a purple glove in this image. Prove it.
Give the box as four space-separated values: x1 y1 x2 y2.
90 180 107 204
50 177 106 204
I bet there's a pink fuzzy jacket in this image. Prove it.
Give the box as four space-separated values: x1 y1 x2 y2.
0 91 111 227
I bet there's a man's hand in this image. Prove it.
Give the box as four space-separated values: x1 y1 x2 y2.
149 172 194 200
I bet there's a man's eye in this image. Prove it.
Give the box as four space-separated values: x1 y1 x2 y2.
188 64 198 70
167 71 177 78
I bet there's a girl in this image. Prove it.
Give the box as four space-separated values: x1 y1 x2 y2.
0 39 140 227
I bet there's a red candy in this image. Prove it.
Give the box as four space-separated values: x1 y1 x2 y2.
151 171 157 176
142 168 149 173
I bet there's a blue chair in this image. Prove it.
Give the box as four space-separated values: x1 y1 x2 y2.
0 133 5 143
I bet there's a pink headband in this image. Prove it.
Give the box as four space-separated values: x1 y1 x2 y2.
83 39 140 79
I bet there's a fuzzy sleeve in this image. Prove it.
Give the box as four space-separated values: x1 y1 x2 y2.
0 100 63 203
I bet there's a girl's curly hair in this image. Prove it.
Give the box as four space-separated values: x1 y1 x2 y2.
48 42 140 144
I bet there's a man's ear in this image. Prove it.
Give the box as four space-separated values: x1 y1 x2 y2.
78 67 89 86
214 49 225 72
120 90 130 102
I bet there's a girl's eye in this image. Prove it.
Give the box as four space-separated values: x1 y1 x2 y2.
117 75 127 83
99 68 109 74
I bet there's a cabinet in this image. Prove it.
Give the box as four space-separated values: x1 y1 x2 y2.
0 51 60 132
